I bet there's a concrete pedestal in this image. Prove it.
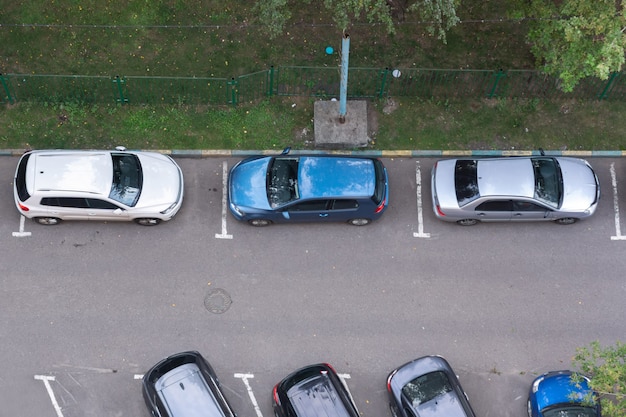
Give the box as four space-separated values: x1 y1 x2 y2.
313 100 369 148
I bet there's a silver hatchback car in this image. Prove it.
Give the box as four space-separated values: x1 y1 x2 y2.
14 148 184 225
431 156 600 225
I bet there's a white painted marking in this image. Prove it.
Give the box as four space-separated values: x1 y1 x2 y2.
12 215 32 237
413 161 431 238
234 373 262 417
216 161 233 239
610 163 626 241
134 374 144 380
34 375 64 417
337 373 360 414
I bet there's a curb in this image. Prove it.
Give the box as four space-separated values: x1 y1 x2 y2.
2 149 625 158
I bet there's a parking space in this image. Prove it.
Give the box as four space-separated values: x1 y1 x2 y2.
31 366 357 417
5 156 626 243
2 155 625 417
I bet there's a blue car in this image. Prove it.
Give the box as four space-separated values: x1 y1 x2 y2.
228 149 389 226
528 370 600 417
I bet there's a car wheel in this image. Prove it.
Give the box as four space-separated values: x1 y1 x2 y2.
348 218 371 226
249 219 272 227
134 218 161 226
456 218 478 226
35 217 61 225
555 217 577 225
389 404 399 417
527 398 532 417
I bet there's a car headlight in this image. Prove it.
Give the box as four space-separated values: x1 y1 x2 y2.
161 202 178 215
230 203 245 217
532 376 544 393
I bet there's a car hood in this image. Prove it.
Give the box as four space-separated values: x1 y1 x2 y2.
536 373 592 411
229 157 272 210
135 153 183 209
558 158 598 211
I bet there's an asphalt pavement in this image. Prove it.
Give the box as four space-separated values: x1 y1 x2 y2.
1 153 625 417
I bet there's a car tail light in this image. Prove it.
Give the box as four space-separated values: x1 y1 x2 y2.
435 204 445 217
323 363 337 373
386 370 397 392
375 198 386 214
18 203 29 212
272 385 281 405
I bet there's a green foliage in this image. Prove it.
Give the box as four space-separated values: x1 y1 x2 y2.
253 0 458 42
407 0 460 43
517 0 626 92
573 341 626 417
320 0 395 34
252 0 291 40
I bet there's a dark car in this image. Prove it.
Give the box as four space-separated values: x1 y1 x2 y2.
273 363 360 417
228 149 389 226
142 351 237 417
386 356 476 417
528 370 600 417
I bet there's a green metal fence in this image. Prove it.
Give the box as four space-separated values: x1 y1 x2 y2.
2 67 626 105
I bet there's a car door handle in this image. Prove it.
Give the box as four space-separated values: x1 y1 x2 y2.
513 213 522 217
319 213 329 217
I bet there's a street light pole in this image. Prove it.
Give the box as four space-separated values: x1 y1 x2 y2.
339 32 350 123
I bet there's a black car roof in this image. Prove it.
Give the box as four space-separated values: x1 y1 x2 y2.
276 364 359 417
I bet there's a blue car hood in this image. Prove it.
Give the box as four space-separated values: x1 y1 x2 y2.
537 373 591 411
229 157 272 210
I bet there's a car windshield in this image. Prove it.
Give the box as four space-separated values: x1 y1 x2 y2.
110 153 142 207
401 371 453 408
542 404 597 417
267 157 299 208
532 157 562 208
454 160 479 206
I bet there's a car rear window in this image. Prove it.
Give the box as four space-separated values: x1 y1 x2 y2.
156 363 226 417
454 160 479 206
372 159 386 204
15 152 32 202
287 373 351 417
401 371 453 407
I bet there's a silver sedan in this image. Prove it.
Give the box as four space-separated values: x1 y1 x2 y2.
431 156 600 225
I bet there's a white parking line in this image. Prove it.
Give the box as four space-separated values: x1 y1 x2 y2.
216 161 233 239
34 375 64 417
610 163 626 241
234 373 262 417
413 161 431 238
12 215 32 237
337 373 360 414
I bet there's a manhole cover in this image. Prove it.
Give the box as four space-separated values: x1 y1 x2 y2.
204 288 232 314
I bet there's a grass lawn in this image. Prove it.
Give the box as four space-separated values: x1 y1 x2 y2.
0 1 624 151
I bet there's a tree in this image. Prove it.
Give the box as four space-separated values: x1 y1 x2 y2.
573 340 626 417
517 0 626 92
253 0 459 42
